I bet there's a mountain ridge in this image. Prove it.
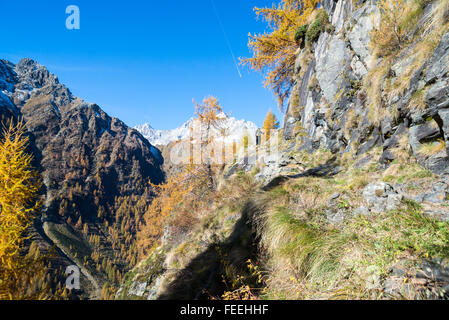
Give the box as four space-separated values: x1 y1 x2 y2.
135 116 259 146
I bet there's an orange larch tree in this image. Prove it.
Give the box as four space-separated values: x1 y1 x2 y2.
241 0 319 110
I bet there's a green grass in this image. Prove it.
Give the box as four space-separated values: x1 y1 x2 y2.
295 24 309 43
305 9 329 45
258 192 449 299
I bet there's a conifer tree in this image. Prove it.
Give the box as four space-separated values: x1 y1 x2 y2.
241 0 319 109
0 120 50 299
193 96 228 190
262 110 280 141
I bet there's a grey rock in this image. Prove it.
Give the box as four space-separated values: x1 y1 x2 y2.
392 54 416 78
357 127 381 155
15 58 59 89
322 0 338 17
331 0 353 33
425 32 449 83
362 182 403 213
128 281 148 297
427 80 449 110
409 121 441 155
427 151 449 174
315 34 351 103
353 206 370 216
147 275 164 300
423 192 447 204
413 194 426 203
384 259 449 299
438 109 449 150
330 192 341 200
326 208 346 224
347 4 378 64
283 116 297 140
433 181 449 193
354 155 372 169
423 208 449 221
351 57 368 78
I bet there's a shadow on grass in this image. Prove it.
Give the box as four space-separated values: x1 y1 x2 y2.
157 200 264 300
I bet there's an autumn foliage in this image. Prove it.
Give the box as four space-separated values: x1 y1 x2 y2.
262 110 280 141
0 120 49 299
371 0 408 56
137 165 213 257
138 96 230 257
241 0 319 109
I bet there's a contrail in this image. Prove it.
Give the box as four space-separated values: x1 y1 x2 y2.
210 0 242 78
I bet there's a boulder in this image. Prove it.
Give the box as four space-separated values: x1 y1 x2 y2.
362 182 403 213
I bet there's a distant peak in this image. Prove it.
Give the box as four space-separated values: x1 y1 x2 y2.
135 116 258 146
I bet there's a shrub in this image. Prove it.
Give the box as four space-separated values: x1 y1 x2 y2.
305 9 329 44
295 24 309 44
371 0 408 56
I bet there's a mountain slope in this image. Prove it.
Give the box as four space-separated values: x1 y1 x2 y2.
0 58 165 299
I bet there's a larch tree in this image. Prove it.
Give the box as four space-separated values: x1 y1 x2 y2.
262 110 280 141
0 120 47 299
137 166 212 258
193 96 228 190
137 96 229 257
241 0 319 110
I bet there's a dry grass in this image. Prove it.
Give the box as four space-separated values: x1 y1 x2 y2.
365 61 392 126
418 138 447 157
343 108 361 141
365 0 449 126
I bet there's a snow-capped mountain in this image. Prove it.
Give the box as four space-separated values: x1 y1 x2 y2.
135 116 259 146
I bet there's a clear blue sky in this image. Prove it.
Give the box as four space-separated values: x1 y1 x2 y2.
0 0 283 129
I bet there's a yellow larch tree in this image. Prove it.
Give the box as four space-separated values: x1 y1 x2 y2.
193 96 228 190
241 0 319 109
0 120 46 299
262 110 280 141
138 96 229 257
137 165 212 258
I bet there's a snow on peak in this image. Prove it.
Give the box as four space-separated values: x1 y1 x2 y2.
135 116 259 146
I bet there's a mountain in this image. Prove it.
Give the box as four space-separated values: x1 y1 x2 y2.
135 116 259 146
0 58 164 299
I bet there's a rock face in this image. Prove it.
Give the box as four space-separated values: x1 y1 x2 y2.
384 259 449 299
282 0 449 175
0 58 164 298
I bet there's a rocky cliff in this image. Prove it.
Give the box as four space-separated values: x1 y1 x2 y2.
0 58 164 299
118 0 449 300
283 0 449 173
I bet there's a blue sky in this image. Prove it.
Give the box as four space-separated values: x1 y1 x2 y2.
0 0 283 129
